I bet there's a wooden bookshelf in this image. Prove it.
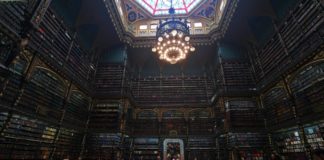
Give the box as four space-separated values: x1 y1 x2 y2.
89 101 121 132
227 133 267 148
216 134 228 160
272 127 306 158
226 100 264 131
132 138 160 160
303 121 324 149
131 74 214 106
289 62 324 123
95 64 125 97
27 7 94 88
263 87 295 129
0 2 27 37
188 137 215 149
222 61 255 90
188 119 214 135
16 68 66 122
84 133 121 159
252 0 323 86
53 127 84 159
0 113 57 159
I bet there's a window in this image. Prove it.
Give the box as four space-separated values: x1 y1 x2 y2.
135 0 203 16
139 25 148 30
194 22 203 27
150 24 157 30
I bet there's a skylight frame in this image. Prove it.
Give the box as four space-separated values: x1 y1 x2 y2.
134 0 202 16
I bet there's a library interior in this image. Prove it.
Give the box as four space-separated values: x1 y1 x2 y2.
0 0 323 159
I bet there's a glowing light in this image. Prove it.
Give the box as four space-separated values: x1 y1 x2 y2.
185 36 190 41
151 14 195 64
171 30 177 36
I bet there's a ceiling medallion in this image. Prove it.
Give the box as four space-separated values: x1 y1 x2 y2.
152 1 195 64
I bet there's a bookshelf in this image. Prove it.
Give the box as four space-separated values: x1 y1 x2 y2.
27 7 94 88
132 138 160 160
303 121 324 149
0 113 57 159
216 134 228 160
89 101 121 132
0 31 14 65
53 127 84 159
251 0 323 86
0 63 26 106
188 137 215 149
262 87 295 129
188 119 214 135
63 91 90 128
0 2 27 37
289 62 324 122
95 64 126 97
16 68 66 121
1 2 98 159
133 150 160 160
290 62 324 93
272 127 306 158
84 133 121 159
131 74 214 106
225 100 264 131
227 132 267 148
188 150 216 160
225 133 266 160
278 0 323 60
222 61 255 92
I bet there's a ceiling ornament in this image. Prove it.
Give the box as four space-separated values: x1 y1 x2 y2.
103 0 239 47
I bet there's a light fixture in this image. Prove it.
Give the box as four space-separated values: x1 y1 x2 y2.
151 0 195 64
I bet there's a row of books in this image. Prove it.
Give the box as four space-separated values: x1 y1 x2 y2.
89 102 121 131
290 62 324 93
53 127 84 159
225 100 264 131
0 112 55 159
227 133 267 148
252 0 323 85
84 133 121 159
95 64 126 96
295 80 324 121
131 74 214 105
26 7 93 88
0 2 26 36
273 127 305 154
188 137 215 148
63 91 90 128
263 87 295 128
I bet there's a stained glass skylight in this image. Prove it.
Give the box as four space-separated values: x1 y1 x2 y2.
135 0 202 16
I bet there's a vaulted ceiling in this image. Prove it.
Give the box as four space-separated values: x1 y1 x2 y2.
52 0 296 72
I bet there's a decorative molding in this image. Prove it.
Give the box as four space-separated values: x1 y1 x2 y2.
103 0 239 47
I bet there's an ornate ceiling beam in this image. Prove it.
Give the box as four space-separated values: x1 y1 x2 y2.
103 0 239 48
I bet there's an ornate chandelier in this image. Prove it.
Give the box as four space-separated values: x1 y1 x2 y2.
151 1 195 64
